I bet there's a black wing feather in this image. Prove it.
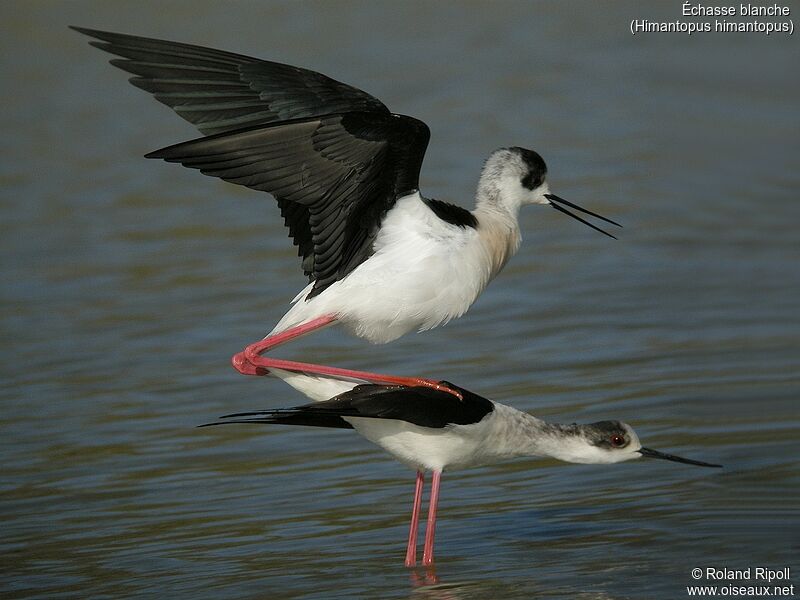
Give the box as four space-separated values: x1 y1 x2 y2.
207 383 495 430
146 113 429 296
74 27 431 296
277 197 314 276
71 26 389 135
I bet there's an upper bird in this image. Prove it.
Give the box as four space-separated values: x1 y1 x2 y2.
73 27 622 393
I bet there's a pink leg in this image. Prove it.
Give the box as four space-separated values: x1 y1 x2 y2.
404 471 425 567
231 315 338 375
231 316 462 399
409 567 439 587
422 470 442 566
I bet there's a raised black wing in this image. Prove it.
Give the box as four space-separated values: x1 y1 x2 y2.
147 112 430 296
203 382 495 430
73 27 431 296
70 27 388 135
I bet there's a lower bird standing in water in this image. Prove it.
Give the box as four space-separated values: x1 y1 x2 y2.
201 371 721 566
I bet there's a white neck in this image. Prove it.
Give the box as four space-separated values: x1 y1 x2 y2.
475 173 524 219
488 406 616 465
471 181 523 279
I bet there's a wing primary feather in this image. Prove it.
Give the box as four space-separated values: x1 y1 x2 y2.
75 27 432 295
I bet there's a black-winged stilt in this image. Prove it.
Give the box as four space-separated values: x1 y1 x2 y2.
201 372 721 567
73 27 622 397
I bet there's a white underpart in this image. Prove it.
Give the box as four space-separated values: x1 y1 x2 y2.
343 403 568 472
270 367 362 401
346 404 642 471
269 185 525 343
346 414 499 471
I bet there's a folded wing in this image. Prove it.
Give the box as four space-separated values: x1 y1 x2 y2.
205 383 495 429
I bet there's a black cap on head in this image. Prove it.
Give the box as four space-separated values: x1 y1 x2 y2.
512 147 548 190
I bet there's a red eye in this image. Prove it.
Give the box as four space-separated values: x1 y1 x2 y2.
610 434 626 447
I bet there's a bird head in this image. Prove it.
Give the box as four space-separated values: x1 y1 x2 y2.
553 420 721 468
480 147 622 239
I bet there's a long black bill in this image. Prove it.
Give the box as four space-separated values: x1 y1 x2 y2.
544 194 622 240
638 447 722 468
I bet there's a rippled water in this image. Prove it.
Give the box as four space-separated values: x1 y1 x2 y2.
2 2 798 598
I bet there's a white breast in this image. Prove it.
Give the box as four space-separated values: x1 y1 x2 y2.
349 403 553 471
345 413 497 471
271 192 521 343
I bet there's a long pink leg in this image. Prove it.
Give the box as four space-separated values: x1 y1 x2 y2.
231 315 462 398
404 471 425 567
231 315 338 375
422 470 442 566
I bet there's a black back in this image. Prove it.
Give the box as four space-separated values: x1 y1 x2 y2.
204 382 495 430
422 198 478 228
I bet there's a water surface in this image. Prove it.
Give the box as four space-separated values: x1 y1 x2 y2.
2 2 798 598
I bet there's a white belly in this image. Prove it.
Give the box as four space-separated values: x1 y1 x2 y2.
346 404 538 472
272 193 502 343
346 416 493 471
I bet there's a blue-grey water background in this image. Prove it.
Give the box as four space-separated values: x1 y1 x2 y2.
2 2 798 598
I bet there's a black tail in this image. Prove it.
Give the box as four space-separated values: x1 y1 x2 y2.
199 407 354 430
